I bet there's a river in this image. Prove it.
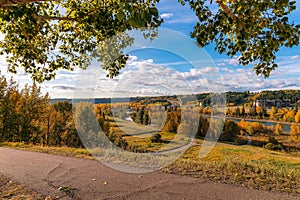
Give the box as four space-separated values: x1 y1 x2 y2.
226 117 291 132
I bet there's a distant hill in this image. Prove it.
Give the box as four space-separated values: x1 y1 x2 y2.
257 90 300 103
50 90 300 107
50 97 147 104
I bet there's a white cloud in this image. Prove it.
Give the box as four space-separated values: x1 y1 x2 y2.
127 55 138 63
94 59 222 97
166 16 197 24
271 54 300 76
217 63 226 67
219 67 300 92
220 67 234 73
160 13 174 19
217 56 240 67
290 55 299 59
0 51 299 99
181 67 219 79
157 59 215 67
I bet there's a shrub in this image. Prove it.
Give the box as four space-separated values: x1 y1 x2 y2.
264 137 285 151
264 143 277 150
220 120 241 142
196 116 209 138
151 133 162 143
268 137 279 145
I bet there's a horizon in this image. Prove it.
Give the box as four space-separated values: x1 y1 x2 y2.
49 89 300 100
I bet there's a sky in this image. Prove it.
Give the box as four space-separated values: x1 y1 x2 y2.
1 0 300 99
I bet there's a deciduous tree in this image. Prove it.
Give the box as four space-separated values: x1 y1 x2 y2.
269 106 277 120
295 110 300 123
221 120 240 142
274 123 283 135
0 0 299 81
290 123 300 142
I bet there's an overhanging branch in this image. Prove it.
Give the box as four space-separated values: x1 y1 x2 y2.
0 0 48 8
215 0 238 21
32 14 79 22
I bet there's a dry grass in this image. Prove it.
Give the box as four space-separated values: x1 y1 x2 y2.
163 141 300 194
0 175 44 200
2 139 300 195
110 117 191 152
0 142 95 160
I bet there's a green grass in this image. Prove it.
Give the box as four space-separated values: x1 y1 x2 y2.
162 142 300 194
110 117 161 136
110 117 191 152
123 131 191 152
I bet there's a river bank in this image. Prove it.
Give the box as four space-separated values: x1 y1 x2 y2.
225 116 297 126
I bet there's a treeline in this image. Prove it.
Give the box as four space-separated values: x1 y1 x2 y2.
0 76 49 144
258 90 300 102
130 107 151 125
1 74 298 151
226 105 300 123
269 106 300 122
225 91 250 106
0 75 84 147
200 90 300 107
127 105 240 143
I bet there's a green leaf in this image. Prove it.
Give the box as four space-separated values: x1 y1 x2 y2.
116 10 126 21
237 5 242 12
141 10 151 22
149 7 158 17
58 186 73 191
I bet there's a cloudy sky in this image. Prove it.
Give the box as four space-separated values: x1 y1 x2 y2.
0 0 300 98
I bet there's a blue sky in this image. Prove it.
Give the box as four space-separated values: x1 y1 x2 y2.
0 0 300 98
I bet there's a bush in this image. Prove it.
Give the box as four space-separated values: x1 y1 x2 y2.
268 137 279 145
264 143 277 150
196 116 209 138
264 137 285 151
220 120 241 142
151 133 162 143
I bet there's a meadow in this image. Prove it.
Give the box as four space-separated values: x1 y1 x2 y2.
2 137 300 194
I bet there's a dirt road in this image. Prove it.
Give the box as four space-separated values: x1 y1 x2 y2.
0 147 298 200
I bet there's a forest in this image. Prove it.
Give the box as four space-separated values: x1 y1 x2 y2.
0 74 299 154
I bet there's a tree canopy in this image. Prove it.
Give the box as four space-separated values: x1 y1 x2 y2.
0 0 299 82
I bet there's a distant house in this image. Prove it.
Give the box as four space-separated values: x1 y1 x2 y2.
228 102 235 107
254 99 291 109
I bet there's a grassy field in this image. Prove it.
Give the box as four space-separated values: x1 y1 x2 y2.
109 117 191 152
1 140 300 194
109 117 161 136
163 142 300 194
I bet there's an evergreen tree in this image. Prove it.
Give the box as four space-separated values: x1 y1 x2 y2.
241 105 246 117
136 108 144 124
143 110 150 125
235 107 240 117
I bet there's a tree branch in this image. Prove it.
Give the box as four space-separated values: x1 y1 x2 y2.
0 0 48 8
32 14 79 22
215 0 238 21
